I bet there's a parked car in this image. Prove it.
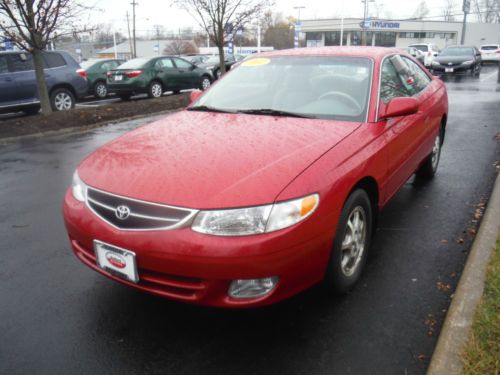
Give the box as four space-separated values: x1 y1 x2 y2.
107 56 213 100
430 45 482 78
0 51 88 114
78 59 125 99
196 54 238 79
64 47 448 307
408 43 440 67
401 47 425 64
479 44 500 64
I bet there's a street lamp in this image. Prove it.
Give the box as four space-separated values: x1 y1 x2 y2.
361 0 374 46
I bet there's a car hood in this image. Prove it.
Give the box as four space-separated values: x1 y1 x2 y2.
435 55 473 64
78 111 361 209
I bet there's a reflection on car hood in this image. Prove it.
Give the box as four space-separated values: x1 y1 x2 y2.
78 111 361 208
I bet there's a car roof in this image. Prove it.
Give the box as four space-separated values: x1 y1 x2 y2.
255 46 401 60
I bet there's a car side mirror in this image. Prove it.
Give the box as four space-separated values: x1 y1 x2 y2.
189 89 203 104
379 97 419 119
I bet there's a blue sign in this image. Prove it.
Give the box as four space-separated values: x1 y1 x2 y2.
227 33 233 54
4 38 13 50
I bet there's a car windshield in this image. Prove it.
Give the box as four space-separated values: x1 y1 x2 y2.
439 47 474 56
481 45 499 50
192 56 372 122
117 58 150 69
80 60 98 69
412 45 428 52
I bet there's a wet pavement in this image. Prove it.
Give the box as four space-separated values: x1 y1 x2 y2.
1 66 499 375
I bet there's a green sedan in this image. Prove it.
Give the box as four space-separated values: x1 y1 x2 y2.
107 56 214 100
78 59 125 99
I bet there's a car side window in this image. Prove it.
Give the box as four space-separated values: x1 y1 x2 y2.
401 57 431 94
0 55 8 74
7 53 34 72
43 52 66 68
380 58 412 104
156 58 174 69
173 58 192 69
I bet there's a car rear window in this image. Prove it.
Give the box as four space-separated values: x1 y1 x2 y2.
117 58 150 69
411 45 428 52
43 52 66 68
481 45 499 50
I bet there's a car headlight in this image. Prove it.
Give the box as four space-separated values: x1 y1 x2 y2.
461 60 474 65
72 170 87 202
205 66 215 70
431 60 441 66
191 194 319 236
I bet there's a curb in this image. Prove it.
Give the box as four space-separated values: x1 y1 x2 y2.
427 171 500 374
0 108 181 145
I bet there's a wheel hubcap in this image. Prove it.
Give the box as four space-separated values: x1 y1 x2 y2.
54 93 72 111
152 84 162 97
96 84 107 97
216 70 221 78
202 78 211 90
431 134 441 171
341 206 367 277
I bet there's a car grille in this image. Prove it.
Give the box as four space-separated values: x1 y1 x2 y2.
86 187 197 231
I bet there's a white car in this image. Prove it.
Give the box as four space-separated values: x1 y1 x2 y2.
408 43 440 67
479 44 500 63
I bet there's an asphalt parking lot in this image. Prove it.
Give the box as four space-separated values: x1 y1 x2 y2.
1 66 499 375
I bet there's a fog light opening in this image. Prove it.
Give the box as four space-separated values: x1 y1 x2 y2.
228 277 279 299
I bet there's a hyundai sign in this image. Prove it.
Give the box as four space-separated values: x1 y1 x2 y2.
360 19 400 29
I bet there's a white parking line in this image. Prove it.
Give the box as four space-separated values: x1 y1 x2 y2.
480 69 499 82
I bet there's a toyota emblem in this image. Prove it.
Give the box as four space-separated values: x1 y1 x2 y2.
115 205 131 220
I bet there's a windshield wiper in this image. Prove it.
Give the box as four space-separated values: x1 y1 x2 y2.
187 105 235 114
237 108 316 119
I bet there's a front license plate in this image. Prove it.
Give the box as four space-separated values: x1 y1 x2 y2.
94 240 139 283
445 68 454 73
114 75 123 81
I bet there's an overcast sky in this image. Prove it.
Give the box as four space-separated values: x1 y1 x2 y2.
91 0 464 36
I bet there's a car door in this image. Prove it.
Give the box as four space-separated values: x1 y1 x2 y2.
172 57 199 89
378 55 429 200
6 53 37 104
0 54 18 106
154 57 178 90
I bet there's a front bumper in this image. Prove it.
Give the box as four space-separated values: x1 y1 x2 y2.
430 65 474 76
63 190 333 307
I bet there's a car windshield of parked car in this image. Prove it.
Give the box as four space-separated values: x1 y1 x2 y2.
117 58 150 69
439 47 474 56
412 45 428 52
191 56 372 122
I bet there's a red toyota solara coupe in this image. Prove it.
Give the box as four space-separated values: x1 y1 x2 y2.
63 47 448 307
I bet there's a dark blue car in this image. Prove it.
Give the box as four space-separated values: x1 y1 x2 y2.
0 50 88 114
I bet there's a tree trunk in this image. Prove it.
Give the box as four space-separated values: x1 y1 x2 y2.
32 49 52 115
217 26 226 75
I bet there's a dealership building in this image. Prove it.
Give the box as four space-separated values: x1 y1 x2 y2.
301 18 500 49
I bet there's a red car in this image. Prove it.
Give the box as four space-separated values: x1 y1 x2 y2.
63 47 448 307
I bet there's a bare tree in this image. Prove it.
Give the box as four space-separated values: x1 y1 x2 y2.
0 0 88 115
472 0 500 23
413 1 430 19
442 0 456 21
164 39 199 55
175 0 272 76
262 12 294 50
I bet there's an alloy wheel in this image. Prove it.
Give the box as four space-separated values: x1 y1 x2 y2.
431 133 441 171
151 83 163 98
54 92 73 111
340 206 367 277
201 78 211 90
96 83 107 98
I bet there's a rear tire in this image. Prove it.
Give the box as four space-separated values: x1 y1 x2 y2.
325 189 373 293
416 131 442 180
50 88 75 111
148 81 163 98
93 81 108 99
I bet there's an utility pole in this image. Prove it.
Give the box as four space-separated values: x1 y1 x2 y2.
126 12 133 59
361 0 374 46
131 0 138 58
461 0 470 44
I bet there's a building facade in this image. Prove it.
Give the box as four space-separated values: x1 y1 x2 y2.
301 18 500 49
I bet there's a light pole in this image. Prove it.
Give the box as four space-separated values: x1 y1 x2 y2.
361 0 374 46
293 6 305 48
461 0 470 44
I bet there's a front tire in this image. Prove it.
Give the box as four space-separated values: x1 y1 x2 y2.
325 189 373 293
50 88 75 111
93 81 108 99
148 81 163 98
200 76 211 90
416 131 442 180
